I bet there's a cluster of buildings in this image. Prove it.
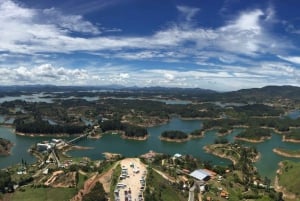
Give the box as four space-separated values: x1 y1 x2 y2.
160 153 231 201
36 139 65 152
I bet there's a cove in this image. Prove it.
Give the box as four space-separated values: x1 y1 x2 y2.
1 117 300 181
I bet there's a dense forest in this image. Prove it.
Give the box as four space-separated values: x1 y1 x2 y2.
0 85 300 140
14 119 87 135
100 119 147 138
285 128 300 140
203 117 300 133
161 130 188 140
236 128 272 140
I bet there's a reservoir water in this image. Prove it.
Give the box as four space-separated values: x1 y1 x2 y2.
1 118 300 181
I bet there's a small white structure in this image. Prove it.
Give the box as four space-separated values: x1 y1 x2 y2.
43 168 49 175
174 153 182 158
189 169 211 181
52 139 61 143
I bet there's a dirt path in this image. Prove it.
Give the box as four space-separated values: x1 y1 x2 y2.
153 168 176 183
71 161 120 201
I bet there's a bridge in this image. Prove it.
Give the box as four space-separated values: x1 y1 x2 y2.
67 133 89 144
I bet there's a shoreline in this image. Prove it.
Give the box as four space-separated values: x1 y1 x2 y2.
203 144 260 165
122 134 148 141
15 131 82 138
234 136 270 143
217 129 233 137
282 135 300 143
203 145 237 165
272 148 300 158
102 152 122 160
159 136 190 143
103 130 149 141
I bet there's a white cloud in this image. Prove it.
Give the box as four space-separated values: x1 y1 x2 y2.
164 73 175 81
278 55 300 65
0 0 285 58
0 61 299 91
119 73 129 79
0 1 299 90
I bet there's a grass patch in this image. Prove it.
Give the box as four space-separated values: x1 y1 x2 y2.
109 164 121 200
144 168 186 201
77 172 87 189
12 186 77 201
278 160 300 197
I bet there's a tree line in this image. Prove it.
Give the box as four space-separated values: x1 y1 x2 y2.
14 119 87 135
100 119 147 137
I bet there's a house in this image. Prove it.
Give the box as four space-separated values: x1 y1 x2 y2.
36 143 52 152
189 169 211 181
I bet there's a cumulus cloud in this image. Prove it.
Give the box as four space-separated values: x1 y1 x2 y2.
0 0 286 58
0 64 89 85
0 61 299 91
0 1 299 90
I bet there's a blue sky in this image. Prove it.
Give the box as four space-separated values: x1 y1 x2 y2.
1 0 300 91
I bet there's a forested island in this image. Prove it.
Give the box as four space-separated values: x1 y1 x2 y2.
0 85 300 143
160 130 188 142
273 148 300 158
0 138 13 155
100 119 148 139
15 119 87 136
235 127 272 142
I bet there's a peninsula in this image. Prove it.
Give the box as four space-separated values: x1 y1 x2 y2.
0 138 13 155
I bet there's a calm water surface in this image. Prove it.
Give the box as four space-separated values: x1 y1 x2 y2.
1 118 300 180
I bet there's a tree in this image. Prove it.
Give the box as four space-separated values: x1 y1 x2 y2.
82 182 107 201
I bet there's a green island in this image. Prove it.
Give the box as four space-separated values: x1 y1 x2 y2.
0 138 13 155
273 148 300 158
0 85 300 143
160 129 204 142
235 127 272 143
160 130 189 142
283 128 300 142
275 161 300 201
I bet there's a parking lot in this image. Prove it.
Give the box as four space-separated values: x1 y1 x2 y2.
114 158 147 201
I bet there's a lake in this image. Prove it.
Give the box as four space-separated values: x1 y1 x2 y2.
1 117 300 180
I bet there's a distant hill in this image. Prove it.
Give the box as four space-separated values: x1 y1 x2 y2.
0 85 300 101
0 85 216 94
223 85 300 101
